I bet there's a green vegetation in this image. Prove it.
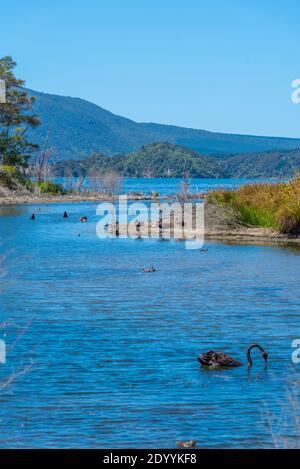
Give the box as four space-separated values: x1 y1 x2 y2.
0 56 64 198
208 176 300 234
34 180 63 195
220 149 300 178
0 164 28 190
0 164 63 195
0 56 40 168
115 142 223 178
54 142 224 178
54 142 300 179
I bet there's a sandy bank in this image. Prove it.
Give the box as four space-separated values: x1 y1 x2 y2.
0 193 154 205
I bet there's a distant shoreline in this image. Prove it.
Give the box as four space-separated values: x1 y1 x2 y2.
0 192 188 206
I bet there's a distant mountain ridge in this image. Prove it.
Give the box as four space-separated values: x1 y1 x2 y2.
26 88 300 161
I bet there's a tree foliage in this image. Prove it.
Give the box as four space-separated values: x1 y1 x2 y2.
0 56 40 168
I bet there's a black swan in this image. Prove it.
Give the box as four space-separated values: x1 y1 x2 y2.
198 344 268 369
63 211 68 218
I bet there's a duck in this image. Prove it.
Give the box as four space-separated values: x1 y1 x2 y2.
198 344 268 369
142 267 156 273
176 440 196 448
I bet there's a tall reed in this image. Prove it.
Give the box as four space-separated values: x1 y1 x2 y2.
208 176 300 235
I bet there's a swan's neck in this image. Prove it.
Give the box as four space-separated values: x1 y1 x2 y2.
247 344 265 367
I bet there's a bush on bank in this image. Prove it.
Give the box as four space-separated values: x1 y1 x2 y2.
208 176 300 235
0 165 64 195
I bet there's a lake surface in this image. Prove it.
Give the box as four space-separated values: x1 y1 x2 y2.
121 177 281 195
0 181 300 448
57 176 280 196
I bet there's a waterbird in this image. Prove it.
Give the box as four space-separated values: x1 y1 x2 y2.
198 344 268 369
30 213 35 220
176 440 196 448
142 267 156 273
63 211 68 218
80 216 88 222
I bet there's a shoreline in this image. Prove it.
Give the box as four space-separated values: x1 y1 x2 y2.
0 192 207 206
204 229 300 244
1 193 299 246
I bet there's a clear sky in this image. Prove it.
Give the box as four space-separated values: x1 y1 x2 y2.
1 0 300 137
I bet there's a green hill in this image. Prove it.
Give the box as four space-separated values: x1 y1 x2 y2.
54 142 224 178
53 143 300 179
26 88 300 161
221 149 300 178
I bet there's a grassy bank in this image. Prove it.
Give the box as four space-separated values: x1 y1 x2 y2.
207 176 300 235
0 165 64 196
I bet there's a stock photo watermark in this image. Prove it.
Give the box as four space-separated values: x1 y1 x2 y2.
0 78 6 103
0 339 6 364
291 339 300 364
291 79 300 104
96 196 205 250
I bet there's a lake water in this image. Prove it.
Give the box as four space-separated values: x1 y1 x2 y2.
0 179 300 448
58 176 280 196
121 177 281 195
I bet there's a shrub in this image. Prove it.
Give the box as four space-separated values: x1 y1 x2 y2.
0 164 27 189
208 176 300 235
35 181 63 195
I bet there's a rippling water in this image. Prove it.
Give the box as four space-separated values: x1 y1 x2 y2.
0 199 300 448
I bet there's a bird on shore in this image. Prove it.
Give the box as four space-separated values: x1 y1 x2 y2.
176 440 196 448
30 213 35 220
198 344 268 369
63 211 68 218
142 267 156 273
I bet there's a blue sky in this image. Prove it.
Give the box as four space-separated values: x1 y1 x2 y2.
1 0 300 137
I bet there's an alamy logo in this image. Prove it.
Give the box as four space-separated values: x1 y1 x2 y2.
291 339 300 364
96 196 205 250
291 79 300 104
0 79 6 103
0 339 6 364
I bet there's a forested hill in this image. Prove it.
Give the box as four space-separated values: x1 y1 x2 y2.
26 88 300 161
220 148 300 178
53 142 224 178
53 142 300 179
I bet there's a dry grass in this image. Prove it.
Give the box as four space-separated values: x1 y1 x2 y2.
208 176 300 235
